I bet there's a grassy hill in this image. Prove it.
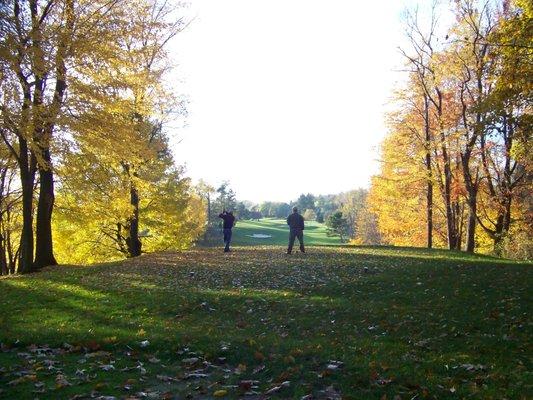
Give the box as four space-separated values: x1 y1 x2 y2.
230 218 341 246
0 246 530 399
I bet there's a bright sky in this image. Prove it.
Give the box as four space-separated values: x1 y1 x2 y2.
168 0 426 203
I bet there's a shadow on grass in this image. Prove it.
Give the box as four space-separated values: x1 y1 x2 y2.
0 246 531 398
1 246 529 346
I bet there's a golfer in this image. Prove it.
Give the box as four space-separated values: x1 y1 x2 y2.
286 207 305 254
218 210 236 252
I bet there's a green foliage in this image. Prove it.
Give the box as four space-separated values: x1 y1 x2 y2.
303 208 317 221
315 209 325 223
258 202 291 219
296 193 316 212
310 190 369 239
0 247 530 398
235 202 251 220
195 181 241 245
215 182 237 213
314 194 338 219
326 211 349 242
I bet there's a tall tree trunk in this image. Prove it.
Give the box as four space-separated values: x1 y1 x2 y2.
0 231 7 276
426 180 433 248
433 89 458 250
10 248 19 275
0 169 7 275
424 95 433 248
18 139 35 273
127 184 142 257
32 0 72 269
461 150 478 253
34 148 57 268
204 192 211 241
478 115 519 254
6 213 15 274
441 133 457 250
494 118 514 251
465 195 477 252
456 202 464 250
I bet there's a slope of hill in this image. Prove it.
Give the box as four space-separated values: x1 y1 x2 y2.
0 246 530 399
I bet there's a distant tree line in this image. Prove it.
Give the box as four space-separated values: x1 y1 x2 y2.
194 185 382 245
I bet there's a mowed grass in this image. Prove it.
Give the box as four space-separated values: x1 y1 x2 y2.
231 218 341 246
0 246 531 399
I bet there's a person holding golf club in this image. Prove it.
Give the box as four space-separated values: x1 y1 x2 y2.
218 209 236 253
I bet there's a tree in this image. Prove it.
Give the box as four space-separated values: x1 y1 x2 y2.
314 194 338 221
1 0 124 271
316 209 325 223
303 209 317 221
326 211 349 242
215 182 237 213
371 0 531 258
53 138 204 263
0 144 21 274
113 0 185 257
474 0 532 253
443 0 499 252
259 202 274 218
0 0 197 270
274 203 291 218
368 128 447 247
354 206 382 245
0 0 186 271
401 3 461 250
250 210 262 220
0 0 59 271
196 179 216 239
236 202 251 220
338 189 366 239
258 202 291 218
296 193 315 212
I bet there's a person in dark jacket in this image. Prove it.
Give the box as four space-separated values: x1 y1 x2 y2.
286 207 305 254
219 210 236 252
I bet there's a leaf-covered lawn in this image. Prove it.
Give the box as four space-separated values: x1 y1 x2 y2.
0 246 531 399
